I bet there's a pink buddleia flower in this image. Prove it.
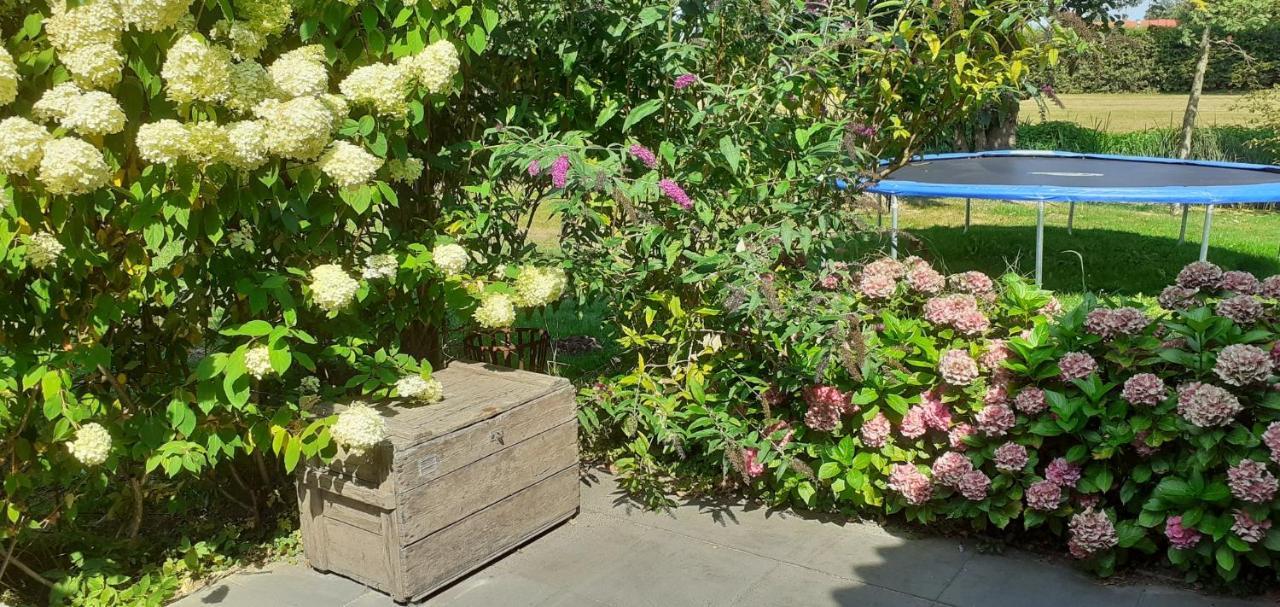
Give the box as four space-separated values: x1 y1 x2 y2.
527 159 542 176
674 73 699 89
628 143 658 169
658 178 693 210
1165 515 1202 550
550 155 571 188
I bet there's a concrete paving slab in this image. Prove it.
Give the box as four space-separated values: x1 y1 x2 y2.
936 550 1144 607
737 561 941 607
785 523 972 601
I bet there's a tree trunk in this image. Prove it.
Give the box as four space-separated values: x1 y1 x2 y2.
1176 26 1213 160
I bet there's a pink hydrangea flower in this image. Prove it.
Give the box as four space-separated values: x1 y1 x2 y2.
803 385 852 432
905 265 945 295
922 294 990 335
920 390 951 431
763 420 795 448
1045 457 1081 488
673 73 699 89
858 271 897 300
887 464 932 505
1232 509 1272 543
1013 387 1048 415
628 143 658 169
658 178 693 210
948 423 975 451
1058 351 1097 382
931 451 974 486
899 406 928 439
550 155 571 188
1026 479 1062 511
1121 373 1166 406
1220 270 1259 295
1158 285 1199 311
1263 422 1280 464
1084 307 1148 340
949 271 994 295
1068 509 1117 559
951 310 991 336
860 412 891 448
818 273 842 290
984 383 1009 406
1041 297 1063 316
1165 515 1202 550
1260 275 1280 299
956 469 991 501
742 448 764 478
1227 459 1278 503
980 340 1013 371
939 349 979 386
1131 430 1158 458
1176 381 1242 428
864 257 905 279
1176 261 1223 290
1214 344 1272 386
976 404 1015 437
1217 295 1264 325
994 443 1029 472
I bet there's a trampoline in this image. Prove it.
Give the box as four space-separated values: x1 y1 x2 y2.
851 151 1280 285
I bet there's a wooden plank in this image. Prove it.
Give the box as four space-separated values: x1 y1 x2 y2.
299 467 396 509
296 476 330 572
392 385 574 492
402 466 580 600
321 517 392 590
397 422 578 544
386 363 571 443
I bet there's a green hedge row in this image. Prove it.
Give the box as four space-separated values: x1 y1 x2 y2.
1017 122 1279 165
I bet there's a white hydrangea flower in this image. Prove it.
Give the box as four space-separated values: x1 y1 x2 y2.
119 0 193 32
254 96 335 160
330 401 386 456
237 0 293 37
0 117 52 174
310 264 360 313
318 93 350 130
0 46 17 106
46 0 122 52
396 375 444 404
25 232 65 269
162 34 233 104
61 91 127 136
224 120 269 170
432 243 468 276
38 138 111 196
339 63 411 116
268 45 328 98
245 346 273 380
183 122 234 167
67 422 112 466
32 82 83 122
63 42 126 90
474 293 516 329
402 40 460 94
362 254 398 279
512 266 568 307
224 61 273 114
136 119 190 165
319 141 383 189
385 157 424 184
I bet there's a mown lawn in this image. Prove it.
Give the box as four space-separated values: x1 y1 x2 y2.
1019 93 1251 132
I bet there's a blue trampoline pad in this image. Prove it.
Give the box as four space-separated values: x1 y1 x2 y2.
863 151 1280 204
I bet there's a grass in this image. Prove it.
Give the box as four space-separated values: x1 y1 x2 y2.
1019 93 1252 132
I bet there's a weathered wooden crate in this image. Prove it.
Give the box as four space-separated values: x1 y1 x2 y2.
296 362 579 603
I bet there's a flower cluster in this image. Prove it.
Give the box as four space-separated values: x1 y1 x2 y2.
67 423 112 466
860 413 891 448
474 293 516 329
1232 510 1271 543
1058 351 1097 382
1068 510 1117 559
1121 373 1166 406
1013 387 1047 415
245 346 273 380
1176 261 1223 289
362 254 399 280
330 402 387 456
432 243 469 276
803 385 852 432
975 404 1015 437
1213 344 1272 386
310 264 360 313
1216 295 1264 325
25 232 65 269
1176 381 1242 428
923 294 988 336
949 271 994 296
887 464 932 505
1026 480 1063 511
1226 459 1277 503
994 442 1028 472
938 349 979 386
628 144 658 169
0 46 17 106
1164 515 1202 550
1083 307 1147 340
658 178 693 210
319 141 383 189
513 266 568 307
396 375 444 404
1045 457 1081 489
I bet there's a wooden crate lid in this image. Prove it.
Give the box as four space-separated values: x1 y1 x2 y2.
381 361 570 445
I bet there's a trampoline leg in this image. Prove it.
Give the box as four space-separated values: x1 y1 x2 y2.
877 195 883 228
1036 201 1045 287
890 195 899 259
1200 204 1214 262
1178 205 1190 245
964 198 971 233
1067 201 1075 235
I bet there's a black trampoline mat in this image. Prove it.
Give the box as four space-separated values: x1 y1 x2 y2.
888 156 1280 189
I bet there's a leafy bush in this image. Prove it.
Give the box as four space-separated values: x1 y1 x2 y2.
582 252 1280 585
1017 121 1279 164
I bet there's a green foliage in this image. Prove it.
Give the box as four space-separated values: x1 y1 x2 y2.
1016 121 1278 164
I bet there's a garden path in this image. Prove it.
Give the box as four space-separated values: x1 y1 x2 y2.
171 471 1271 607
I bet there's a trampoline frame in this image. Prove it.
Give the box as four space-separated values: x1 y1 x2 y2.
861 151 1280 286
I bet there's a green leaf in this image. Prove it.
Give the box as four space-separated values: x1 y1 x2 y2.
283 438 302 473
719 136 741 173
622 99 662 132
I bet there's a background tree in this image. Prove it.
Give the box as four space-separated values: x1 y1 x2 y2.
1054 0 1142 25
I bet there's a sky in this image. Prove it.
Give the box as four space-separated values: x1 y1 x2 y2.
1124 0 1154 18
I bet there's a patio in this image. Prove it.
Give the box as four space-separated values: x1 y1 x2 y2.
171 472 1268 607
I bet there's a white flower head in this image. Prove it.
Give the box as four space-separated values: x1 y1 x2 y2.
62 43 125 89
25 232 65 269
68 422 112 466
385 157 424 184
136 119 191 165
224 120 269 170
182 122 234 167
162 34 233 104
432 243 468 276
396 375 443 404
46 0 122 52
402 40 459 94
362 253 398 280
512 266 567 307
225 60 273 114
339 63 411 116
0 117 52 174
310 263 359 313
61 91 127 137
254 96 335 160
245 345 273 380
119 0 193 32
268 45 328 98
32 82 83 123
319 141 383 189
0 46 18 106
474 292 516 329
39 138 111 196
331 402 387 456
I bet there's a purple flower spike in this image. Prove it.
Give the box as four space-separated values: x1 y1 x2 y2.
628 144 658 169
527 160 541 176
674 73 699 90
550 155 570 189
659 178 693 210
